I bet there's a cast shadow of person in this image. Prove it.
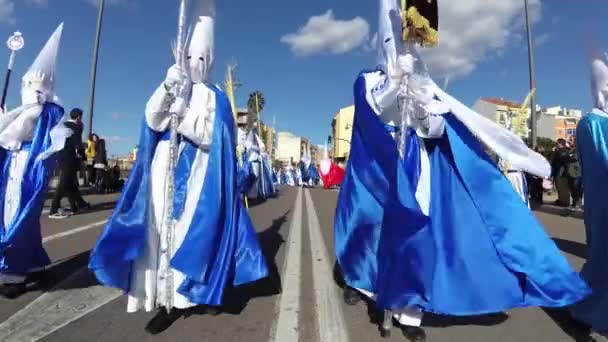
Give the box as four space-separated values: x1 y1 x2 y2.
188 210 290 317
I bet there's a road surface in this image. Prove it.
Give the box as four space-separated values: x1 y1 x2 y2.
0 186 592 341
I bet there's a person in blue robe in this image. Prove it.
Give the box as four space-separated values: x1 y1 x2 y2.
0 24 70 299
237 148 256 196
88 2 268 334
569 51 608 340
335 1 590 341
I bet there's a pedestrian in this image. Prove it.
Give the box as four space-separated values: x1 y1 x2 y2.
527 145 546 205
85 133 98 186
334 1 590 341
569 49 608 340
48 108 91 219
93 138 107 193
552 139 572 206
89 0 268 335
0 24 71 298
565 135 583 209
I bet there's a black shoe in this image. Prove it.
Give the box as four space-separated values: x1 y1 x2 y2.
144 308 184 335
401 326 426 342
0 283 27 299
343 287 361 306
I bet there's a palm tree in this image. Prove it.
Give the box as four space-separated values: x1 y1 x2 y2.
248 90 265 114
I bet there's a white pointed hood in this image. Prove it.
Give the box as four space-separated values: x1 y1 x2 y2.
377 0 403 72
320 144 331 175
591 51 608 112
187 0 214 83
22 23 63 104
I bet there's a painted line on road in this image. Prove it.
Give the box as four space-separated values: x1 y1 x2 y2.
304 189 350 342
43 220 108 244
0 267 122 342
271 187 303 342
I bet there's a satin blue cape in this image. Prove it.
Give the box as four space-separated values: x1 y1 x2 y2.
334 70 428 296
237 150 256 195
0 103 65 275
570 112 608 333
261 157 276 197
89 86 268 305
336 70 590 315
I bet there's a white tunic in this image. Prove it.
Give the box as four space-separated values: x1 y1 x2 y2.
126 82 216 313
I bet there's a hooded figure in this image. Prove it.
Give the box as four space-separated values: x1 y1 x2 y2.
0 24 69 299
89 0 268 334
319 144 344 189
300 144 319 187
334 0 589 340
244 128 273 200
569 50 608 339
498 115 529 207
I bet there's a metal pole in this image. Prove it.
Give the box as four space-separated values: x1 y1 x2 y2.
87 0 105 137
524 0 537 148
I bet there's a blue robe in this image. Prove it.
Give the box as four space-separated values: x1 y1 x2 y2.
237 150 256 195
0 103 65 276
335 70 590 315
570 111 608 333
89 86 268 306
261 158 276 197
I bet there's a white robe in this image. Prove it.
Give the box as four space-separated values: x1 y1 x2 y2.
126 82 216 313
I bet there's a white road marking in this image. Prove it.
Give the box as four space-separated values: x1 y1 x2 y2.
42 220 108 243
0 268 122 342
271 187 303 342
304 189 350 342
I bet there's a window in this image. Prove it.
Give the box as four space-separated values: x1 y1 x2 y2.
566 128 576 136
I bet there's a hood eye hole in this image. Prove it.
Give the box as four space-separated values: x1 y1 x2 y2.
199 57 204 61
384 37 391 43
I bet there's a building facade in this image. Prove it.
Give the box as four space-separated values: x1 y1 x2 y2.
277 131 301 167
474 99 582 142
331 105 354 163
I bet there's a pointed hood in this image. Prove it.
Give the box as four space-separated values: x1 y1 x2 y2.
377 0 403 71
22 23 64 102
187 0 215 83
591 51 608 111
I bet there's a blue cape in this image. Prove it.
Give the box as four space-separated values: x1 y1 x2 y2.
334 70 428 295
261 157 276 197
570 112 608 332
0 103 65 275
89 86 268 305
337 70 590 314
237 150 256 195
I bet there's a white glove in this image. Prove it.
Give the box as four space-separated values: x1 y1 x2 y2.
398 54 416 76
169 96 187 117
164 64 185 91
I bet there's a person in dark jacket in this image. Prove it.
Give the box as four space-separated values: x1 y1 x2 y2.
48 108 90 218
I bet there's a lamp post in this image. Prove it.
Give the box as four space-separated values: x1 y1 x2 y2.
1 31 24 111
524 0 537 148
87 0 105 137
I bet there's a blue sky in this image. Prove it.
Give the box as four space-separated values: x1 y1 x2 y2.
0 0 606 155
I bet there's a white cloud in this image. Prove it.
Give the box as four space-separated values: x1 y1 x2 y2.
535 32 551 47
415 0 542 78
102 135 128 142
27 0 133 7
281 10 370 56
0 0 15 25
110 112 130 120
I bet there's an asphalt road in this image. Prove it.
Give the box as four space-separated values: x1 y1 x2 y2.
0 186 592 342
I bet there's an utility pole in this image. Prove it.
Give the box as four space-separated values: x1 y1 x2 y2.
524 0 537 148
87 0 105 137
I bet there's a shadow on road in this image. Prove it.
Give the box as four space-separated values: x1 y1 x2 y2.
543 307 591 342
214 210 290 315
28 250 93 293
553 238 587 259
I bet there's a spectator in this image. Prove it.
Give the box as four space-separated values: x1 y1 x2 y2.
551 139 571 206
93 138 108 193
527 145 546 205
565 135 583 209
85 134 98 186
49 108 91 219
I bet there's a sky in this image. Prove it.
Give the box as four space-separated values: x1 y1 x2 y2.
0 0 606 155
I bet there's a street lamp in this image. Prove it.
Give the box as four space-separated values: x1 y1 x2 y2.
524 0 537 148
87 0 105 137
